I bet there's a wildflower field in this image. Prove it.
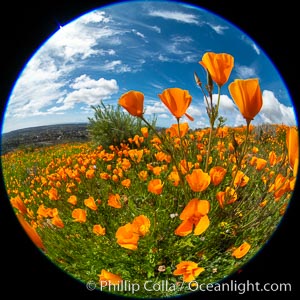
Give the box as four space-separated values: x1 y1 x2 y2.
1 52 298 298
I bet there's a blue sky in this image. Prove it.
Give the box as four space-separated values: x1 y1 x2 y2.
2 0 297 133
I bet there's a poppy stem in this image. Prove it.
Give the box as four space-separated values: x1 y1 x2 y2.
230 121 251 189
204 86 221 173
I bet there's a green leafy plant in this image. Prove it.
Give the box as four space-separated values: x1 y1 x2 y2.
88 101 156 149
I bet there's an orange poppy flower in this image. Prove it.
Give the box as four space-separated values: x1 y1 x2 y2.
118 90 144 117
85 169 95 179
141 127 148 138
148 179 164 195
232 241 251 259
233 170 249 188
173 261 205 282
17 214 45 250
132 215 151 237
199 52 234 87
175 199 210 236
48 187 59 200
216 187 237 208
166 122 189 138
108 193 122 208
121 178 131 188
115 223 140 250
98 269 123 286
168 170 180 187
67 195 77 205
209 166 227 186
51 215 64 228
286 126 299 177
93 224 106 236
72 208 87 223
228 78 263 124
138 170 148 181
84 196 98 211
186 169 211 192
158 88 193 120
10 195 27 215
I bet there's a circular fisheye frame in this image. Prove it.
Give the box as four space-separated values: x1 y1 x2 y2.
1 1 298 298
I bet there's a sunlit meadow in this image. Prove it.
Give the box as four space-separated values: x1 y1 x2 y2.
1 52 298 298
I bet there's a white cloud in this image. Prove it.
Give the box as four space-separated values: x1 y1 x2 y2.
148 10 199 24
98 60 132 73
132 29 146 39
206 23 228 34
78 11 110 24
145 102 167 115
259 90 296 125
47 75 119 112
241 35 261 55
235 65 257 78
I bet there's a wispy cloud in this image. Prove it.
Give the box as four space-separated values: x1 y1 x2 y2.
241 35 261 55
148 10 199 24
235 65 257 78
206 23 228 34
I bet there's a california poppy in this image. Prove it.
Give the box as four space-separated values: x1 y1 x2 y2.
93 224 106 236
173 261 205 282
98 269 123 286
232 241 251 259
175 198 210 236
286 126 299 177
132 215 151 237
17 214 45 250
84 196 98 211
199 52 234 87
10 195 27 215
108 193 122 208
118 90 144 117
186 169 211 192
148 179 164 195
228 78 263 124
72 208 87 223
115 223 140 250
158 88 193 120
209 166 227 186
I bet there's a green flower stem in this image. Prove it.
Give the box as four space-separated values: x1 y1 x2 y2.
230 121 250 189
204 85 221 173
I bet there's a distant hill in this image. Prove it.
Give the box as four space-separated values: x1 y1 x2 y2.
1 123 90 154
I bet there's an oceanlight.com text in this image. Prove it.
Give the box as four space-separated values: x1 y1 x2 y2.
87 279 292 294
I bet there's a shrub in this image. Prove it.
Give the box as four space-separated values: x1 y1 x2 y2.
88 101 156 149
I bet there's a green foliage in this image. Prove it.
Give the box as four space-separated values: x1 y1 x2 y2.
88 101 156 149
